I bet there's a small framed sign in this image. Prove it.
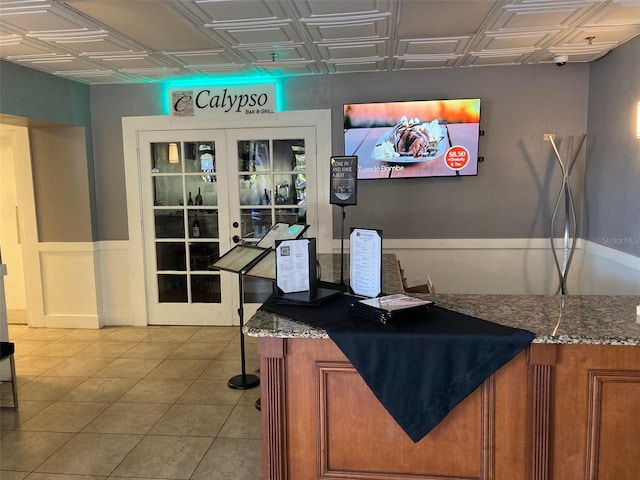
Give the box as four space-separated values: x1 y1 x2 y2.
330 156 358 206
349 228 383 298
275 238 317 295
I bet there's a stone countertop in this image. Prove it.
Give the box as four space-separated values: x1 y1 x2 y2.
244 293 640 345
243 255 640 345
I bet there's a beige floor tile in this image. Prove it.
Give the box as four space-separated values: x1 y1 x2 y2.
18 401 109 433
0 471 30 480
74 343 137 359
111 435 212 479
11 341 51 356
190 437 262 480
22 473 107 480
41 357 114 377
3 325 263 479
13 376 36 389
18 377 85 402
28 341 93 357
14 357 67 377
188 327 238 343
215 342 259 361
117 378 193 404
59 377 139 403
7 324 31 338
0 381 18 404
168 342 226 360
62 328 117 342
149 404 233 437
218 405 262 440
83 402 170 435
105 478 169 480
14 330 70 341
93 358 162 378
102 328 156 343
199 358 260 380
105 478 168 480
34 433 142 476
145 359 211 380
176 378 244 406
0 400 53 432
0 430 74 471
237 390 261 407
118 342 181 359
141 328 200 343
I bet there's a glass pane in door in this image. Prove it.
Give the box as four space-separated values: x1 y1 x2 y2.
150 140 222 305
232 136 308 304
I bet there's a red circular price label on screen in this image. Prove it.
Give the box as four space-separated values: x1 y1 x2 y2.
444 146 470 171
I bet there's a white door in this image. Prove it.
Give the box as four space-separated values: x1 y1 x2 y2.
226 127 317 318
138 126 318 325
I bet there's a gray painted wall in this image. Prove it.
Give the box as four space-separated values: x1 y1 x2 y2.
30 127 93 242
88 84 164 240
586 35 640 257
0 60 97 241
282 65 590 239
90 63 590 242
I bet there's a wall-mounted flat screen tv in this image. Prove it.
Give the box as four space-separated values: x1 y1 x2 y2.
344 98 481 180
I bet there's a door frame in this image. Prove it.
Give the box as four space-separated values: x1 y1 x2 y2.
1 125 44 327
122 110 333 326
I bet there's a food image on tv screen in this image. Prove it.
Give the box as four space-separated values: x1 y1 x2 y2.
344 99 481 180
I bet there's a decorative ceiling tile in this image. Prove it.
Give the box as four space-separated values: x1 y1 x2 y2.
394 56 459 70
162 49 243 68
476 31 555 50
0 0 638 84
583 1 640 27
396 37 471 56
255 60 321 76
193 0 290 25
238 43 312 62
396 0 496 37
66 1 218 50
301 16 390 43
490 1 599 31
316 40 386 60
212 22 301 46
292 0 392 20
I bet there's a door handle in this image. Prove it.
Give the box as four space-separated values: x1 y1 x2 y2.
232 235 241 244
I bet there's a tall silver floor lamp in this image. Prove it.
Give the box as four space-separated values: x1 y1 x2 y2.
547 134 586 295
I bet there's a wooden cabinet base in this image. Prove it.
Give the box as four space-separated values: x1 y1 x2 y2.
257 338 640 480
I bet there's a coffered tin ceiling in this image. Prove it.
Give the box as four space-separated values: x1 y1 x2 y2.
0 0 639 84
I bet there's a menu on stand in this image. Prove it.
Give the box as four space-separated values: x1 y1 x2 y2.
256 222 309 249
349 228 382 298
276 239 313 294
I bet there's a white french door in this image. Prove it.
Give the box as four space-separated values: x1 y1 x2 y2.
138 126 318 325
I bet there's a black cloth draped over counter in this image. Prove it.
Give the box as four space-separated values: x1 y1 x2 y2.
259 293 535 443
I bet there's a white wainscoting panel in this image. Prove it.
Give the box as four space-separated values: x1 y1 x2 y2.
39 242 100 328
576 241 640 294
333 238 639 296
96 241 142 326
89 238 639 328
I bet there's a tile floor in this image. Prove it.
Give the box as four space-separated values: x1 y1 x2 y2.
0 324 262 479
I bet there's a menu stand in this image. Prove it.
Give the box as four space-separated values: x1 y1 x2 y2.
216 225 311 394
228 273 259 390
210 244 271 390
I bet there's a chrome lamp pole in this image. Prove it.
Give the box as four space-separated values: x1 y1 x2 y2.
547 134 586 295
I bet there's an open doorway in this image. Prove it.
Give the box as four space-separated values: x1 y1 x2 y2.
0 125 28 324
